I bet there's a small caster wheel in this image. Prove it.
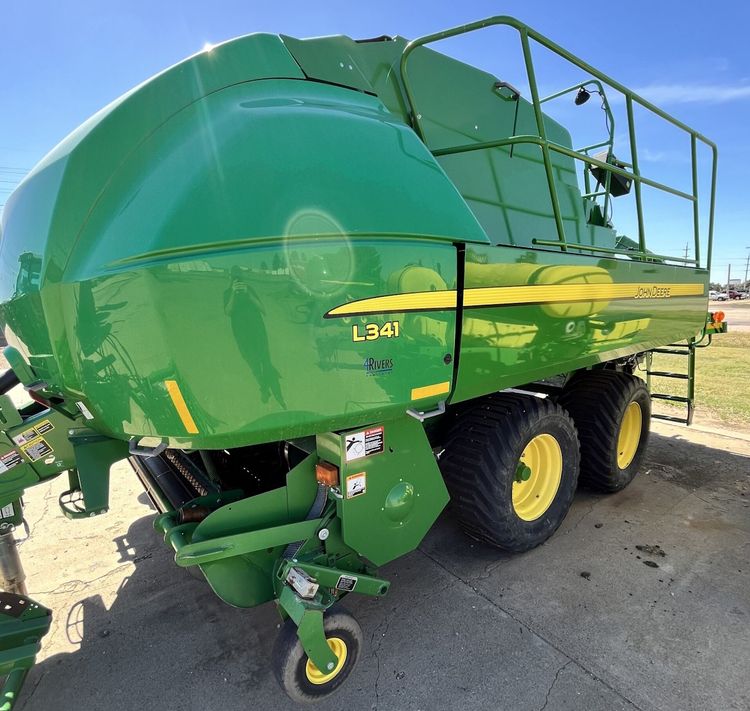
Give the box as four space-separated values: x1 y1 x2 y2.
272 608 363 703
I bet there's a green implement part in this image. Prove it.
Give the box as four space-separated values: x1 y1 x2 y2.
0 593 51 711
0 14 722 704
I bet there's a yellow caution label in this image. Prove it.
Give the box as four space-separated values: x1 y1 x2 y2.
20 437 53 462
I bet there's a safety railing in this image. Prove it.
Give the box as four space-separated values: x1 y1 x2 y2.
541 79 616 223
398 16 718 270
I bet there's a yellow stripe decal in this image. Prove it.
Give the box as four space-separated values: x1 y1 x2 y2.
463 282 703 306
326 290 457 317
411 381 451 400
165 379 199 434
325 283 704 318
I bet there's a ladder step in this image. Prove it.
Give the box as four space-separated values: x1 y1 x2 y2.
651 394 691 403
646 371 690 379
651 348 691 355
652 413 689 424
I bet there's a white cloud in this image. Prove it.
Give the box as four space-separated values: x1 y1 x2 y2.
640 147 690 164
633 83 750 104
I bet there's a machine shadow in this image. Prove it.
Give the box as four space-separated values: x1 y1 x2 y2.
18 512 285 710
18 427 748 710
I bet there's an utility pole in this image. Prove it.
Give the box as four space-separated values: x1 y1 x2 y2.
745 247 750 289
727 264 731 293
683 242 689 260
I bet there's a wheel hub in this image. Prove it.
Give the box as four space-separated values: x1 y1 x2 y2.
512 433 563 521
305 636 347 685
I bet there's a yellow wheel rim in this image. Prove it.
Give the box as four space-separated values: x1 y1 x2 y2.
617 401 642 469
512 433 563 521
305 637 347 685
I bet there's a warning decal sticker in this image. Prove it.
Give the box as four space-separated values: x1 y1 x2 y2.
344 426 385 462
35 419 55 435
0 503 14 520
20 437 53 463
345 472 367 499
0 450 23 474
335 574 358 592
11 419 55 446
12 426 39 446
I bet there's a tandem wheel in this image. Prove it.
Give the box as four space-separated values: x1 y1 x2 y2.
440 392 580 552
272 608 363 703
560 370 651 492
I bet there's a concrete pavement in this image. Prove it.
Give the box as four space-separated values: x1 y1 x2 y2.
712 301 750 332
15 420 750 711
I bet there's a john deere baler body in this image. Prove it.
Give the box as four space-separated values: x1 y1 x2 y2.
0 33 707 449
0 18 719 706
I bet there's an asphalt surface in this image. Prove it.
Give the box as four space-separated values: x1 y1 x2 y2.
16 420 750 711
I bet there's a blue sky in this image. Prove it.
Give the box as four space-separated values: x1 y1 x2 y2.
2 1 749 283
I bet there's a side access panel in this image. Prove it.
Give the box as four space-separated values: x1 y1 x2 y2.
453 244 707 402
317 414 449 566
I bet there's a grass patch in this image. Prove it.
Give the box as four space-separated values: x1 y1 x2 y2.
645 332 750 426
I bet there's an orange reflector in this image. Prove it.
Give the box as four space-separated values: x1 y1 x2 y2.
316 461 339 487
713 311 725 323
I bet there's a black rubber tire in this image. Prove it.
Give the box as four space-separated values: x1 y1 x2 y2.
440 393 580 552
272 608 362 703
559 370 651 493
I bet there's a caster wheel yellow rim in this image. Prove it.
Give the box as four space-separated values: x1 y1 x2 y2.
305 637 348 685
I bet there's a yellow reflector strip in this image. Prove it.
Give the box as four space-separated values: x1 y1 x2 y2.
411 381 451 400
165 379 199 434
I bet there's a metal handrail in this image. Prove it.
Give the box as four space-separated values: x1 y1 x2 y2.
542 79 617 222
398 15 717 270
432 135 697 202
531 240 696 264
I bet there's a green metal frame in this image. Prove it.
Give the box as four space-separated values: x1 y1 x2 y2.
0 595 51 711
541 79 616 223
399 15 718 270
